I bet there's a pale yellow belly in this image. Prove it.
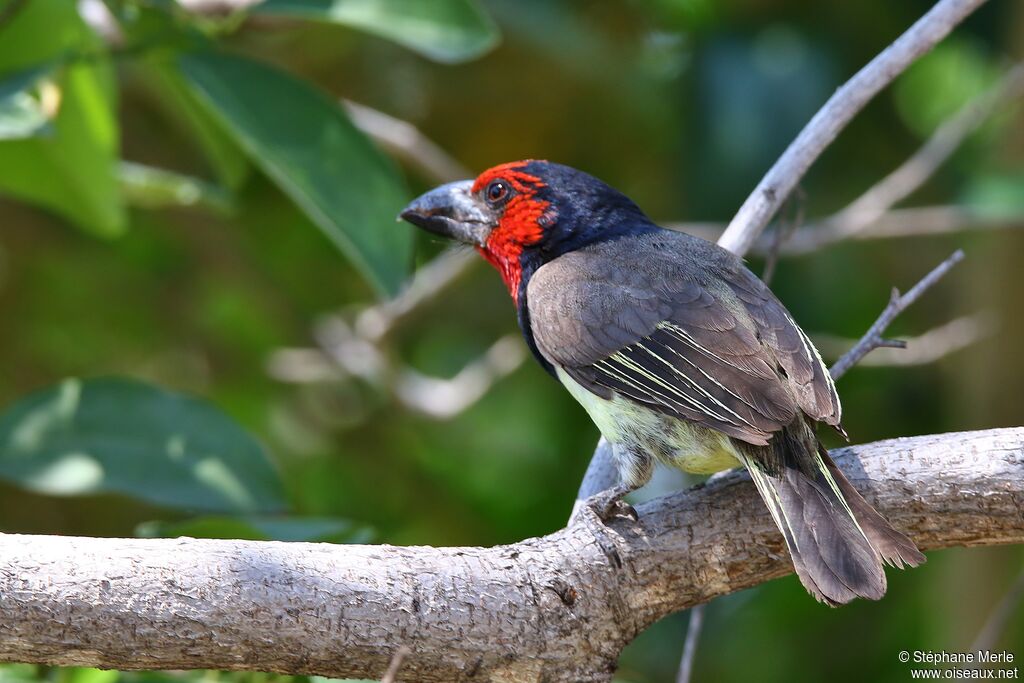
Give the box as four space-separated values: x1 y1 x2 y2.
556 368 742 476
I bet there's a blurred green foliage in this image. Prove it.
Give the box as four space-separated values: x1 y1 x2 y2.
0 377 285 511
0 0 1022 682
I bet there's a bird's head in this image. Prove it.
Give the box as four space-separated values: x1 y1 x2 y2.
400 160 650 302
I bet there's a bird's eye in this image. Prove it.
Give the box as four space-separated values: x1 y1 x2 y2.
485 180 510 205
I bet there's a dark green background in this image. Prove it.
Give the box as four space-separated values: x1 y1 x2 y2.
0 1 1021 682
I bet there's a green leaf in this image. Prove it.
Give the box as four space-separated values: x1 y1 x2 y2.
894 40 999 138
61 670 119 683
254 0 500 63
119 161 235 213
0 0 124 236
0 63 58 140
962 172 1024 217
0 378 287 513
0 664 41 683
137 60 251 190
136 515 375 543
178 50 412 295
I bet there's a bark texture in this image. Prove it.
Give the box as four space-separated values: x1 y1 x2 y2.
1 428 1022 682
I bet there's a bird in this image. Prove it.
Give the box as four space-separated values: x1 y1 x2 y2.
400 160 925 606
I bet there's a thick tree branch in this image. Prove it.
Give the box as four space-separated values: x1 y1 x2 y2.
0 428 1020 682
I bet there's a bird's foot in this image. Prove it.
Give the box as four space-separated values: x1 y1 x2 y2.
582 483 638 524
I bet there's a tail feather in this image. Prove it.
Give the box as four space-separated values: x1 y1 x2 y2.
739 420 924 606
745 456 885 606
819 445 926 569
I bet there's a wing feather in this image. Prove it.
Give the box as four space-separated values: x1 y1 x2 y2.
526 230 841 444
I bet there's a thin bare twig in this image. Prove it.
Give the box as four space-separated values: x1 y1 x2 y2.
814 313 996 368
394 335 527 419
829 249 965 380
268 248 506 421
343 101 471 185
676 604 705 683
718 0 989 255
668 206 1024 254
380 645 412 683
672 61 1024 257
355 249 477 342
268 250 505 422
793 62 1024 254
270 324 527 420
970 565 1024 653
838 206 1024 242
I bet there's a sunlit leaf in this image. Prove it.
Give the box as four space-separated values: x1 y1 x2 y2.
0 64 58 140
136 515 375 543
0 0 124 236
255 0 500 63
61 669 119 683
0 378 287 513
178 50 412 296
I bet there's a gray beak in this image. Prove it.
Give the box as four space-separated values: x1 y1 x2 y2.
399 180 494 247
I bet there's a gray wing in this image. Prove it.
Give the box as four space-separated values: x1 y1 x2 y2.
526 231 840 446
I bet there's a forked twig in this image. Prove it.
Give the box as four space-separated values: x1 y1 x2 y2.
830 250 965 380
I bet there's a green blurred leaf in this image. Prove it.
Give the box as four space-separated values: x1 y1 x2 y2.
962 172 1024 217
178 50 412 296
0 0 124 236
0 664 40 683
136 515 375 543
119 161 235 213
0 378 287 513
61 670 118 683
138 60 251 190
255 0 500 63
0 63 57 140
107 3 247 190
894 40 998 138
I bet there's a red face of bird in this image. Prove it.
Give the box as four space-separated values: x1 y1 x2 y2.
400 160 555 299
